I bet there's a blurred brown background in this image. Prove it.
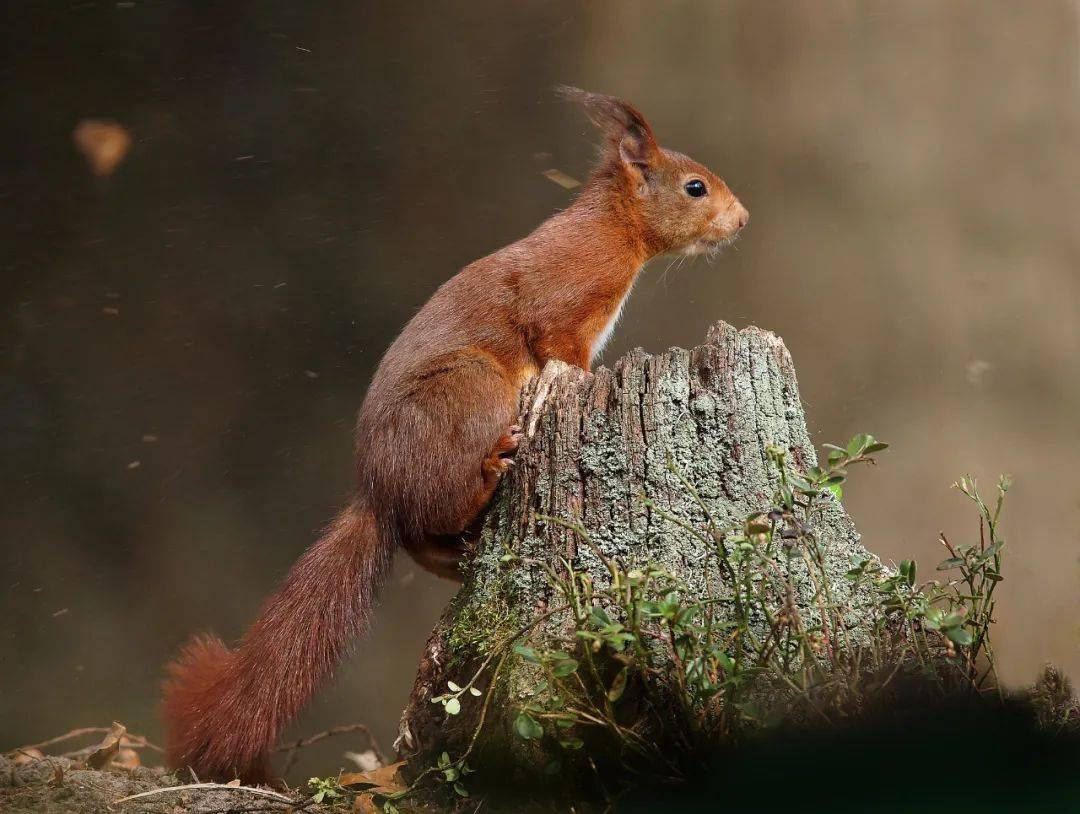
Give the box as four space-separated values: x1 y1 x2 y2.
2 0 1077 778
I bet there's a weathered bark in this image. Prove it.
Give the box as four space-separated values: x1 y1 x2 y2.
396 322 877 776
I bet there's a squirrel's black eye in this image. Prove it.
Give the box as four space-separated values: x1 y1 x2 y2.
684 179 707 198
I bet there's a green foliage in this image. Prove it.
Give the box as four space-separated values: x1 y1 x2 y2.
307 775 344 805
500 436 1011 782
430 677 483 718
434 750 475 798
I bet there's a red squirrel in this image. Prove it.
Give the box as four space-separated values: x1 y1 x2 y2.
162 87 748 783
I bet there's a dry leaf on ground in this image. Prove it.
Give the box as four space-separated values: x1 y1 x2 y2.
339 760 407 796
83 722 125 770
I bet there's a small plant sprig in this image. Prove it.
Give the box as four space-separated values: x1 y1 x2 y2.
434 750 476 799
307 775 344 805
430 678 483 717
944 474 1010 683
383 602 573 809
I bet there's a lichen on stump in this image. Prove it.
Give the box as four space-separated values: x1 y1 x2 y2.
396 322 879 777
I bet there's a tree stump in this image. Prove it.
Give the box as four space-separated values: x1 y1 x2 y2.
395 322 877 780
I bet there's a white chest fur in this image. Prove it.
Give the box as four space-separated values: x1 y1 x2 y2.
590 286 633 363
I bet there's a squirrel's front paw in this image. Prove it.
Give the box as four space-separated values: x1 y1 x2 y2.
483 426 522 477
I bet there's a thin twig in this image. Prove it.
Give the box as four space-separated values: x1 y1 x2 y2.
275 723 385 775
114 782 298 806
16 726 163 754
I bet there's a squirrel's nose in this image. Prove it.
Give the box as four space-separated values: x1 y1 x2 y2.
735 205 749 229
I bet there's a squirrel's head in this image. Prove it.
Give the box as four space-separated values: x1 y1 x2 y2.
560 86 749 258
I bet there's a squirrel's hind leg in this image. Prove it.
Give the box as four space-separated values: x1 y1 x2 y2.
412 537 469 581
412 425 522 582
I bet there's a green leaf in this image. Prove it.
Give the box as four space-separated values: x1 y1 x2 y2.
922 607 944 630
445 698 461 715
552 659 579 678
900 559 917 586
942 610 968 628
514 712 544 740
945 627 974 646
453 782 470 797
789 474 813 491
847 434 870 457
715 650 736 673
514 645 540 663
844 564 869 582
469 686 482 696
437 751 451 769
640 601 663 617
442 767 459 782
589 605 612 626
560 737 584 750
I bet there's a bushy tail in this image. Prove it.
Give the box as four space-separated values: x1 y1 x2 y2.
162 502 391 783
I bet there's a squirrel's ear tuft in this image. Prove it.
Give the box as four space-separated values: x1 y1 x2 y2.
557 86 659 170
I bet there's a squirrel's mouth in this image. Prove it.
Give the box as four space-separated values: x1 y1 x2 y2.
681 234 738 258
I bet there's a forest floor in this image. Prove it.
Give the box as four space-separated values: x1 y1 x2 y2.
0 752 338 814
6 678 1080 814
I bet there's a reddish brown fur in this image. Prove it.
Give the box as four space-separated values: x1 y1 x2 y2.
163 506 388 784
162 88 747 783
